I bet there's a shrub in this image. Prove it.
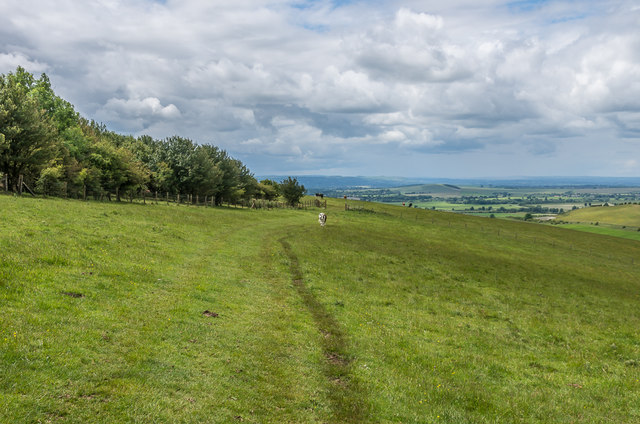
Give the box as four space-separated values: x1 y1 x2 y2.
36 166 64 196
279 177 306 207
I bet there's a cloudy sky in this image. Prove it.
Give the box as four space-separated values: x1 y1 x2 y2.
1 0 639 178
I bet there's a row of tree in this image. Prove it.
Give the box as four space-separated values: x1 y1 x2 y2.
0 67 306 205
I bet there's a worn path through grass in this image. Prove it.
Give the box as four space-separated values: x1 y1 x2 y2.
0 197 338 423
280 236 369 423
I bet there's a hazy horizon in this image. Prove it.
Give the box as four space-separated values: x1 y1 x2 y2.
257 174 640 188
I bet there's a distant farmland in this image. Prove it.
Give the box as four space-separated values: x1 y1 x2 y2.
560 203 640 227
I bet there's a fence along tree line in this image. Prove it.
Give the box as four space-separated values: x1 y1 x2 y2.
0 67 272 204
1 178 326 210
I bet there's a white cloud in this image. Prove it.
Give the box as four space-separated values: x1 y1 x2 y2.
0 0 639 176
0 53 48 74
106 97 181 119
95 96 181 132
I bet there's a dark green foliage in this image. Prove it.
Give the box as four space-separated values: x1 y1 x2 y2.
280 176 306 206
0 67 258 201
35 165 65 196
259 179 280 200
0 67 59 190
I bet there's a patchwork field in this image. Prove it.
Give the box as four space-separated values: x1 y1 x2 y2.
1 195 639 423
325 183 640 219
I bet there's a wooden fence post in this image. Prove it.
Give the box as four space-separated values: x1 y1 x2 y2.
18 175 23 195
177 193 180 204
3 174 7 192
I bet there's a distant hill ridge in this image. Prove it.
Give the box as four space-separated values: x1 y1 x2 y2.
259 175 640 192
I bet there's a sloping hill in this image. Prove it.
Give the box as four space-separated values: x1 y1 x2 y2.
2 196 639 423
562 203 640 226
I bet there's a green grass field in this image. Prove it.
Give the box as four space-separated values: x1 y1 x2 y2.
557 204 640 241
561 204 640 227
2 195 640 423
559 224 640 242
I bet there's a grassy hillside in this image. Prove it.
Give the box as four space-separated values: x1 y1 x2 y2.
1 195 640 423
560 224 640 242
561 204 640 227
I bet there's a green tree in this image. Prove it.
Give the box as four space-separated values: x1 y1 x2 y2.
185 146 223 197
280 177 306 206
30 73 79 133
36 164 64 196
259 179 280 200
58 123 96 197
157 135 197 194
234 160 259 201
260 179 281 200
0 67 258 201
88 141 145 201
0 68 59 191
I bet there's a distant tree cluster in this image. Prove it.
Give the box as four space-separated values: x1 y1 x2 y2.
0 67 299 204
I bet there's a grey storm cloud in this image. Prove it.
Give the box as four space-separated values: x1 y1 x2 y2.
0 0 639 177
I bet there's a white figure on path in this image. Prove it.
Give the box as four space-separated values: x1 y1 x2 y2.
318 212 327 227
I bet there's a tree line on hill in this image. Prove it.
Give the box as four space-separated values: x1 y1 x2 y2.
0 67 305 205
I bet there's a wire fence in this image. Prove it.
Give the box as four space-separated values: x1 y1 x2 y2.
4 177 636 267
2 182 328 211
